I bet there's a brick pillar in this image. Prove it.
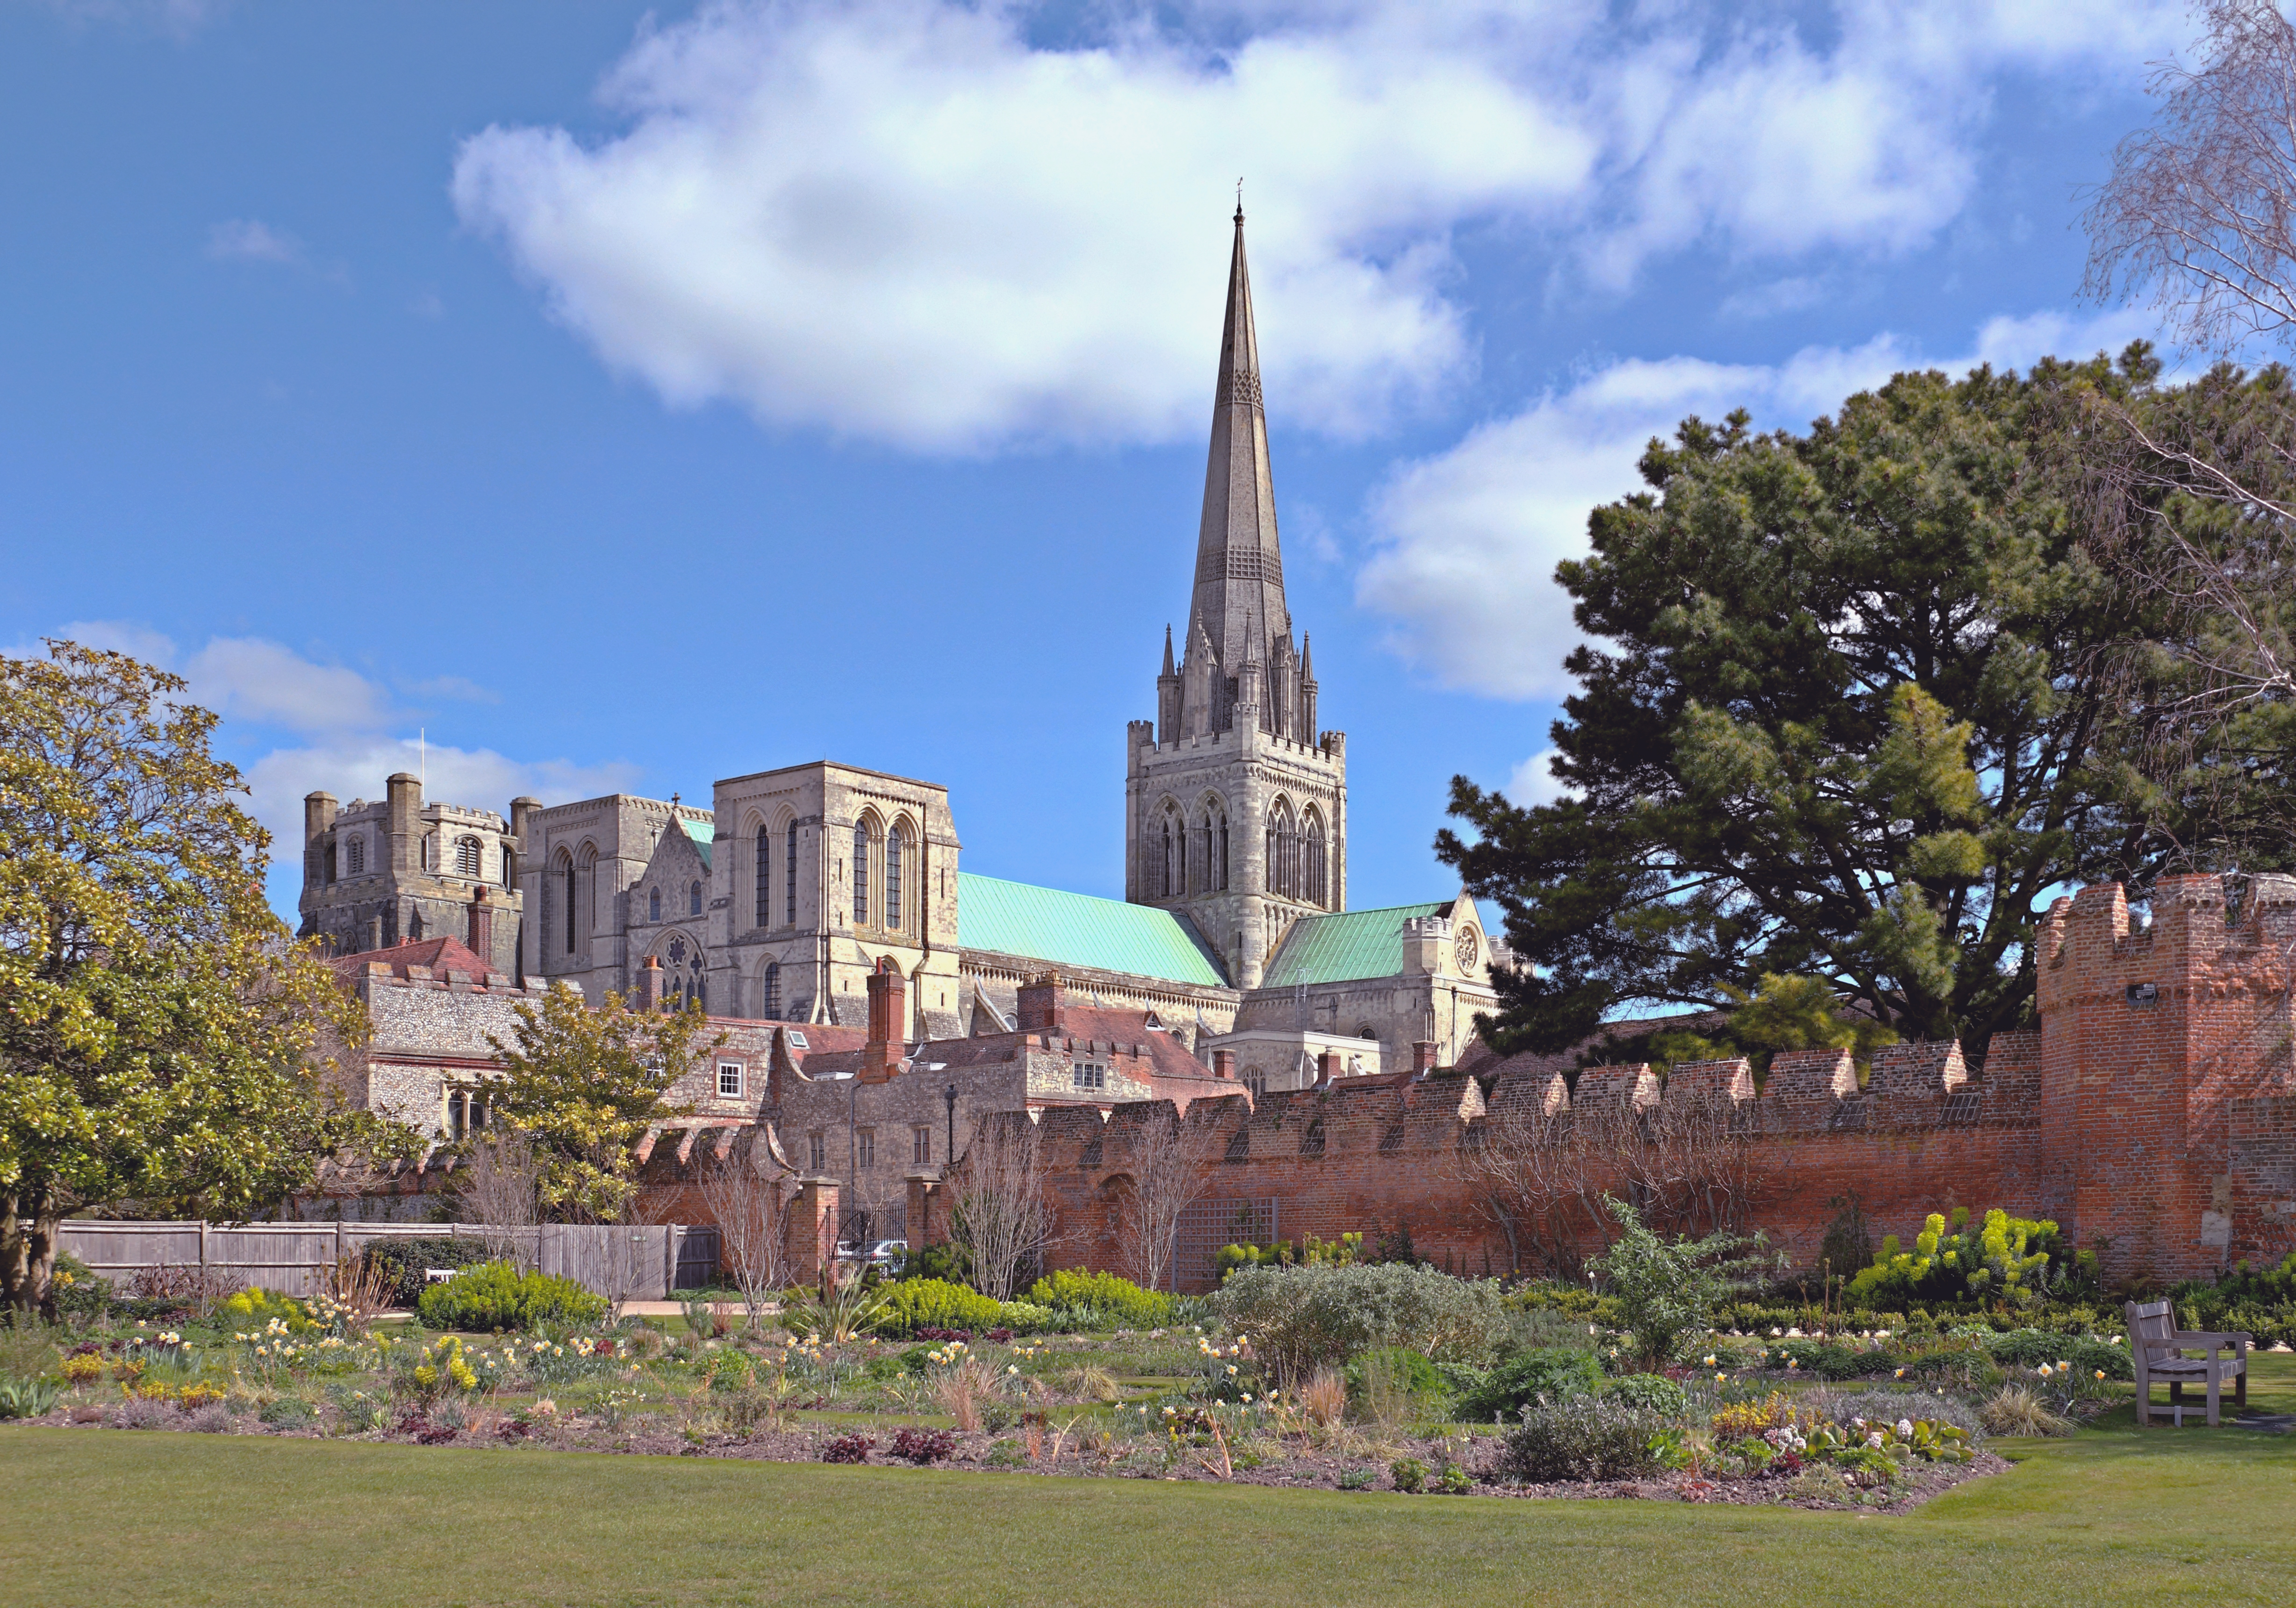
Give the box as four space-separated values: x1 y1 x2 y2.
638 955 662 1012
1316 1049 1342 1085
905 1171 945 1246
789 1177 839 1286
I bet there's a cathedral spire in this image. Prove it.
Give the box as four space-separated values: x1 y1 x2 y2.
1185 206 1289 693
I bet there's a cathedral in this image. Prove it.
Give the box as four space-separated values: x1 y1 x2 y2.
298 209 1500 1107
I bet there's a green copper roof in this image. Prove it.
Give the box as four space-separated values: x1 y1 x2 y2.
1260 902 1452 987
680 817 714 871
956 872 1227 987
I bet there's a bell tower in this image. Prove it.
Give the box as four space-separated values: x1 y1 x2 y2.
1126 207 1347 988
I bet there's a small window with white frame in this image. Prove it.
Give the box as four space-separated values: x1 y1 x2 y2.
717 1061 744 1098
912 1125 931 1164
856 1127 876 1167
1072 1061 1106 1093
807 1131 826 1171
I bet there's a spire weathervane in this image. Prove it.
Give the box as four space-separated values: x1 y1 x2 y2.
1235 177 1243 221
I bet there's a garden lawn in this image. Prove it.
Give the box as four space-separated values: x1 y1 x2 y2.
3 1374 2293 1608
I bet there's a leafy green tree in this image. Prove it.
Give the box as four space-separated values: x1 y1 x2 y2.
1646 973 1897 1072
1440 353 2203 1054
0 641 409 1318
1590 1197 1775 1370
483 985 713 1222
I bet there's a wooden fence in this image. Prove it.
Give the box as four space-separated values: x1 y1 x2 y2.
58 1220 721 1303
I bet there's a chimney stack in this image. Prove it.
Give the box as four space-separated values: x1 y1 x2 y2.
1412 1040 1439 1074
638 955 662 1012
1212 1048 1236 1080
862 957 907 1082
1016 972 1065 1033
1317 1049 1342 1085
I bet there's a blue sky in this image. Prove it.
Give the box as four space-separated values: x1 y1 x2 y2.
0 0 2187 922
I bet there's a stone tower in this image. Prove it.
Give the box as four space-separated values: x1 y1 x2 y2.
297 773 525 977
1126 207 1347 988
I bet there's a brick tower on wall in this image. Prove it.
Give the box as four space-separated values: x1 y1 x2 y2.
1127 207 1347 988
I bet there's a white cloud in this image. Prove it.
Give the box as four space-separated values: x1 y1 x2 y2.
1355 307 2164 700
1507 747 1573 806
41 624 635 886
451 0 2181 453
205 219 305 267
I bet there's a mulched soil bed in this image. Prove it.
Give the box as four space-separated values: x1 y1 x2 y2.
18 1407 2008 1511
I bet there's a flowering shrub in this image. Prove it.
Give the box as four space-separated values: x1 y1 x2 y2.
60 1353 104 1386
1025 1269 1175 1329
414 1262 606 1332
1847 1208 2062 1308
218 1288 315 1334
1710 1392 1797 1438
398 1335 480 1405
878 1278 1002 1338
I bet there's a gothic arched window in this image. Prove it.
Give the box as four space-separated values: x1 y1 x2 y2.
689 879 703 917
1305 811 1328 908
886 821 908 930
853 822 871 926
761 961 782 1020
1161 814 1177 898
754 825 771 928
785 826 798 925
560 853 577 953
1216 812 1229 890
649 886 662 923
345 836 365 876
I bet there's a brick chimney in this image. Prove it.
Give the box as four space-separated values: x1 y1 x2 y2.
862 957 906 1083
1212 1049 1236 1080
1412 1040 1440 1074
1016 972 1065 1033
1317 1049 1342 1085
638 955 661 1012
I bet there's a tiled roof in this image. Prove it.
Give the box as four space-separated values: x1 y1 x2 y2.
680 817 715 871
955 872 1227 987
327 936 496 981
1259 903 1451 987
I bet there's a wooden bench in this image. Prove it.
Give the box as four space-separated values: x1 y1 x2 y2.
2127 1299 2249 1427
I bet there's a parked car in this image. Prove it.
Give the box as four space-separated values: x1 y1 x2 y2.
867 1239 907 1268
834 1240 863 1263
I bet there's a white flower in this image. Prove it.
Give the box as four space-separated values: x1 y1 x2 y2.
1770 1328 1783 1338
1897 1418 1914 1438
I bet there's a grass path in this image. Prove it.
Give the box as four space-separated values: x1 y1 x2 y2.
7 1369 2294 1607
